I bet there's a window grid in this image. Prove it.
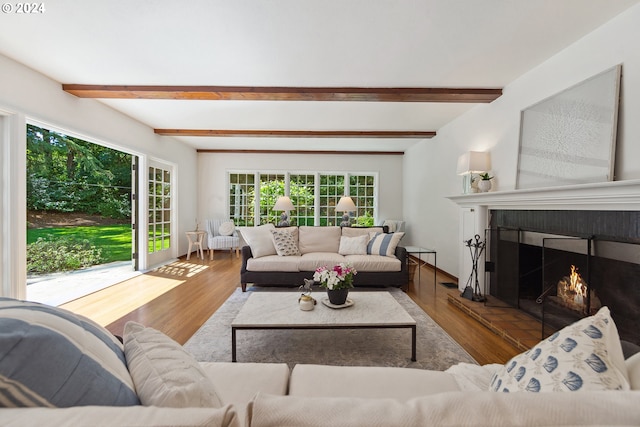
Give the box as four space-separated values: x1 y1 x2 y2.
258 173 285 225
318 174 345 226
229 173 255 226
148 166 171 253
350 175 376 226
290 174 315 226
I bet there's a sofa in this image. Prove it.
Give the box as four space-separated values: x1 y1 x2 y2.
238 224 409 292
2 298 640 427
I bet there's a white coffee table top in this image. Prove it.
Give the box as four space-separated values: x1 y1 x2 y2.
232 291 416 328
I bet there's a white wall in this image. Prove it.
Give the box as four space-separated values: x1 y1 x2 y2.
198 152 403 227
0 53 199 297
404 4 640 279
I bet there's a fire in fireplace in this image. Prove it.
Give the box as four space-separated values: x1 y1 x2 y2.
551 265 601 315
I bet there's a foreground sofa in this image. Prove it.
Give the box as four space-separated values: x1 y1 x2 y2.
2 298 640 427
239 224 409 291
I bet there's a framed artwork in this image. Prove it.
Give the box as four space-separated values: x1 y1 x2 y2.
516 65 621 189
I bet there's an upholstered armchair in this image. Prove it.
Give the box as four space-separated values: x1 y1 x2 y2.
205 219 240 260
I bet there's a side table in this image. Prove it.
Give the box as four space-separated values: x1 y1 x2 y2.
185 230 206 260
404 246 437 296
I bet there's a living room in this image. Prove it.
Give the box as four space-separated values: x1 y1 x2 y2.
2 2 640 424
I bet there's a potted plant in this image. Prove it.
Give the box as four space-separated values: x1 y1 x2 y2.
313 263 357 305
477 172 493 192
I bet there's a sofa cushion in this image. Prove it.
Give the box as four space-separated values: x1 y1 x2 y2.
248 391 640 427
489 306 629 393
343 254 402 272
238 224 277 258
0 297 138 407
1 405 240 427
123 321 222 408
626 352 640 390
200 362 289 426
338 235 369 255
246 255 301 272
270 229 300 256
297 252 347 272
289 364 460 400
341 226 384 238
298 226 341 254
367 232 405 257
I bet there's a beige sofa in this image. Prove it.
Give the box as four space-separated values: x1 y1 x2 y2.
239 225 409 292
2 299 640 427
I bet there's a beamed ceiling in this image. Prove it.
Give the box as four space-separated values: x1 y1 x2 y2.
1 1 638 154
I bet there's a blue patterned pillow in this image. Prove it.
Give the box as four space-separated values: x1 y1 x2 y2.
0 297 139 407
367 232 404 257
489 306 629 393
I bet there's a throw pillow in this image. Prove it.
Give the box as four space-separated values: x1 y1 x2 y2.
338 235 368 255
218 221 235 236
488 306 629 393
0 297 139 407
367 232 405 257
626 352 640 390
270 229 300 256
123 321 222 408
238 224 277 258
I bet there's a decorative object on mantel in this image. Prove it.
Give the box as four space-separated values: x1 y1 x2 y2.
298 278 316 311
461 234 486 302
456 151 491 194
477 172 493 192
314 263 357 306
516 64 621 190
335 196 357 227
273 196 295 226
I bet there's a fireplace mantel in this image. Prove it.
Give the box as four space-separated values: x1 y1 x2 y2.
447 179 640 210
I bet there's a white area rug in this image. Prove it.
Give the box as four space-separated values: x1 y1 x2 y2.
184 287 476 370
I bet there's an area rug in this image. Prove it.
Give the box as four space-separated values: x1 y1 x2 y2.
184 287 477 370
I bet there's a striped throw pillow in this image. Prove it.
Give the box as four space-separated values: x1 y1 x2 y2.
367 232 405 257
0 297 139 407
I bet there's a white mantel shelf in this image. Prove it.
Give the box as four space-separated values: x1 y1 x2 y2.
447 179 640 210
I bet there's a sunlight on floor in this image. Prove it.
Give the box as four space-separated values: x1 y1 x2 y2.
60 261 209 327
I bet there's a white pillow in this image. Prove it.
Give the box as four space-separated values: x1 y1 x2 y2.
270 229 300 256
367 232 404 257
338 235 368 255
489 306 629 393
218 221 235 236
123 321 222 408
238 224 277 258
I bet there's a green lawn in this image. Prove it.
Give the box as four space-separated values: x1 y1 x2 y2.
27 224 132 264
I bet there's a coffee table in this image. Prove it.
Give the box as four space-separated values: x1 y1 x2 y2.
231 291 417 362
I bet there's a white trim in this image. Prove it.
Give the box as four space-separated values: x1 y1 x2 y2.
447 179 640 211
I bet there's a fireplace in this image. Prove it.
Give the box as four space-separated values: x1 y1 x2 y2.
486 210 640 345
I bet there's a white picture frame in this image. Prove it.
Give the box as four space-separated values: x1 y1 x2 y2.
516 65 621 189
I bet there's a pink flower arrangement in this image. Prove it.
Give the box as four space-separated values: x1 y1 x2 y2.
313 263 357 290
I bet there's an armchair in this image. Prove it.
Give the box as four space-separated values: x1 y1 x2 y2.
205 219 240 260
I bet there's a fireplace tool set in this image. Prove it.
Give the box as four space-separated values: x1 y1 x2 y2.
461 234 486 302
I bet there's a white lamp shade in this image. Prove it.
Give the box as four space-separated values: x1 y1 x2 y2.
456 151 491 175
273 196 295 211
335 196 357 212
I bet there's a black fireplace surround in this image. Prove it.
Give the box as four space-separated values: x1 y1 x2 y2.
487 210 640 345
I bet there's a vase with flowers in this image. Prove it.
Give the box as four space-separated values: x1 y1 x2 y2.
313 263 357 305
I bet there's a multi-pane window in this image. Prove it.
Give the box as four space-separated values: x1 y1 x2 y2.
148 166 171 253
318 174 345 226
229 173 255 226
290 174 315 226
258 173 285 225
350 175 376 226
228 172 376 226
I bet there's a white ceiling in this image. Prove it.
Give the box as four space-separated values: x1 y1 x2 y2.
1 0 638 152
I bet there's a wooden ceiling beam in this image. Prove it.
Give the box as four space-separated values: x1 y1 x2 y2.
63 85 502 103
196 149 405 155
154 129 436 138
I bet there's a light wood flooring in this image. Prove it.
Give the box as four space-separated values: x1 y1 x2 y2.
61 252 526 365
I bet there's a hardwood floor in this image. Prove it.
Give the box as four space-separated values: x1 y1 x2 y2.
60 253 522 365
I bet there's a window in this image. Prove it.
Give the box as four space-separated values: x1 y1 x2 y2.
228 171 377 226
148 166 171 253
